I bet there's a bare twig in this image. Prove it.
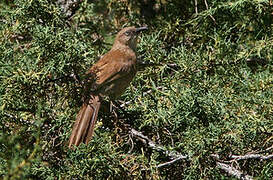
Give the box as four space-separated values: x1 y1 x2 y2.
129 123 271 173
194 0 198 14
130 128 187 164
57 0 83 19
156 156 185 168
204 0 216 23
137 59 161 70
264 146 273 153
127 134 134 154
230 154 273 161
216 162 253 180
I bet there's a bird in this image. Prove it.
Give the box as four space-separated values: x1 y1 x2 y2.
68 26 148 148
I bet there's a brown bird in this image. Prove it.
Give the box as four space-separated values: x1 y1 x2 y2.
68 26 148 148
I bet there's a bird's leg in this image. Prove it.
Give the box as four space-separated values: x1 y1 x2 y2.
110 101 125 144
110 101 119 121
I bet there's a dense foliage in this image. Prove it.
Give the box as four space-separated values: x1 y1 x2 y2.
0 0 272 179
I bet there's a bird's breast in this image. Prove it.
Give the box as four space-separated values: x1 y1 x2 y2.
87 48 138 99
102 64 137 99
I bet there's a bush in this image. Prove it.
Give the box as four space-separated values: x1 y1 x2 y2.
0 0 272 179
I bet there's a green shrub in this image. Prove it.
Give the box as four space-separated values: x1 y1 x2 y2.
0 0 272 179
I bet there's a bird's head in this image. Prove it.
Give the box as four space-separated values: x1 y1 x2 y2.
114 26 148 50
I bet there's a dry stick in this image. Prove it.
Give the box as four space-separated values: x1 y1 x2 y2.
263 146 273 153
130 128 271 176
130 128 188 168
216 162 253 180
204 0 216 23
57 0 83 19
194 0 198 14
252 145 273 154
211 151 273 180
230 154 273 161
156 156 186 168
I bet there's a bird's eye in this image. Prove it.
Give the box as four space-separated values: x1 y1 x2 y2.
124 31 130 36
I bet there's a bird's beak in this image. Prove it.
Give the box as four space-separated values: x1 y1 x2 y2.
135 26 148 33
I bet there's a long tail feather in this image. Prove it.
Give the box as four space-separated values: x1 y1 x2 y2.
68 95 101 148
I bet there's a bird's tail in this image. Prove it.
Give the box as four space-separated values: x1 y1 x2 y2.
68 95 101 148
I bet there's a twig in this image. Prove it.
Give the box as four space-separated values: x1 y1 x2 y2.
57 0 83 19
129 126 271 176
130 128 187 162
194 0 198 14
216 162 253 180
263 146 273 153
230 154 273 161
137 59 161 70
128 134 134 154
204 0 216 23
156 156 185 168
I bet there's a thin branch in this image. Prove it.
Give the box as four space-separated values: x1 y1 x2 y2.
264 146 273 153
156 156 185 168
57 0 83 19
204 0 216 23
127 134 134 154
137 58 161 70
230 154 273 161
194 0 198 14
130 128 187 160
129 127 270 176
216 162 253 180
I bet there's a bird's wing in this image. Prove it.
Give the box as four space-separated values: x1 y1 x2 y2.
86 49 135 90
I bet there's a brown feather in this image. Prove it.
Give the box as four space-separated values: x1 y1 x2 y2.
68 95 100 148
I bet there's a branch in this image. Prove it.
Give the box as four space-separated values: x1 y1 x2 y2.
194 0 198 14
130 128 188 167
216 162 253 180
129 127 272 177
204 0 216 23
230 154 273 161
57 0 83 19
156 156 186 168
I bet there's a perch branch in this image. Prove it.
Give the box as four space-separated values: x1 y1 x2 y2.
130 128 188 167
230 154 273 161
216 162 253 180
156 156 186 168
